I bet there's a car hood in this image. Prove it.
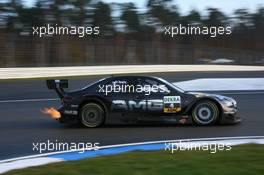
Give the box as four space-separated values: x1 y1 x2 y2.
187 91 232 100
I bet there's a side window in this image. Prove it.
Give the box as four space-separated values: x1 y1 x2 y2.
108 78 136 95
138 78 170 95
110 79 126 92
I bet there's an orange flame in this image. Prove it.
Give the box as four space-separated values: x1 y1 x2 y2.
41 107 61 120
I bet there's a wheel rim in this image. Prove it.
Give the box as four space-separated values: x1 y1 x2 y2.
192 102 218 125
81 104 104 127
198 107 211 120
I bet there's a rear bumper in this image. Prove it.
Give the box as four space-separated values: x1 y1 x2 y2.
58 106 79 124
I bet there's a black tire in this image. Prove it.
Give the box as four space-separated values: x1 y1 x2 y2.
80 103 105 128
192 100 219 125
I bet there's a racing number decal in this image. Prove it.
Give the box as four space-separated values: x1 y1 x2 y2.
163 96 181 113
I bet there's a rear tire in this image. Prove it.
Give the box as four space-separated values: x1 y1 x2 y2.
192 100 219 125
80 103 105 128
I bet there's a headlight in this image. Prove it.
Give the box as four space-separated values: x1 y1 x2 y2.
215 95 236 107
223 100 234 107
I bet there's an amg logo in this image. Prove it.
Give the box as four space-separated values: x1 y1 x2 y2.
112 100 163 111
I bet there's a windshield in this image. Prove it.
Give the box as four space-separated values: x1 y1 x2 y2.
82 77 109 90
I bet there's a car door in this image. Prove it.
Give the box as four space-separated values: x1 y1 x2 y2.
137 77 184 118
105 77 139 117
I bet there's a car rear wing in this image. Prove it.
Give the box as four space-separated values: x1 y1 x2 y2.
46 79 68 98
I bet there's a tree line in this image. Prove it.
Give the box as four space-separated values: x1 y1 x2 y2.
1 0 263 38
0 0 263 66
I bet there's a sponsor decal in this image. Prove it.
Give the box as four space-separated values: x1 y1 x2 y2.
64 110 78 115
70 104 79 108
179 118 187 124
111 99 163 111
163 96 181 113
111 96 182 113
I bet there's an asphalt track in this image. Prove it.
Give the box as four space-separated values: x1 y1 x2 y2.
0 71 264 160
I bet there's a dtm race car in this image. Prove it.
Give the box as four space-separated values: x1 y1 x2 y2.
45 76 240 127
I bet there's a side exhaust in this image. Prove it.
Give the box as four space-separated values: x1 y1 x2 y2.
41 107 61 120
44 79 68 120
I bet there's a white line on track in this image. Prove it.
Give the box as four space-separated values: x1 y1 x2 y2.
219 91 264 95
0 98 59 103
174 78 264 91
0 91 264 104
1 78 264 103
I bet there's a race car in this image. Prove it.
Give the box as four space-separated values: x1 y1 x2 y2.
46 76 240 127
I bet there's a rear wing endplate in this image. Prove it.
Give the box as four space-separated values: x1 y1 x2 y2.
46 79 68 98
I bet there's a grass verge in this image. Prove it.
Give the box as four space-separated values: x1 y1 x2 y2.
4 144 264 175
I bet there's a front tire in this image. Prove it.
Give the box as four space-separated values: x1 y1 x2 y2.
80 103 105 128
192 100 219 125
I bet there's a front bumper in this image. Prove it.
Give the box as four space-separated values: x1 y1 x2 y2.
220 113 241 124
220 104 241 124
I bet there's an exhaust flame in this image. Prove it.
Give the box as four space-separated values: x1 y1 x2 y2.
41 107 61 120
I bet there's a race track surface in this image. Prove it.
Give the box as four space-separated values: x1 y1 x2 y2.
0 71 264 160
